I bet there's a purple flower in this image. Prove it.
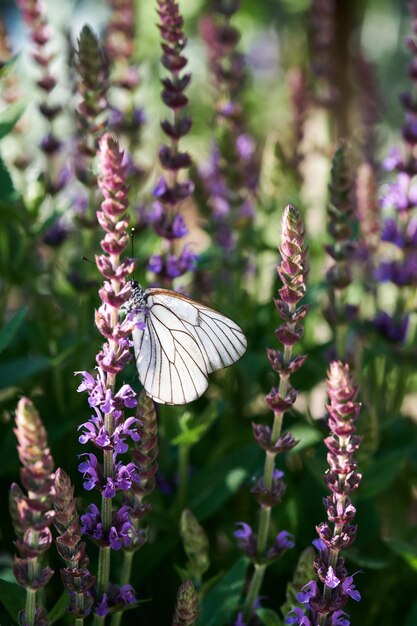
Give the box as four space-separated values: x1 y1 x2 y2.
341 575 361 602
96 594 109 616
374 311 409 343
324 566 340 589
285 607 311 626
148 254 163 274
330 611 350 626
233 612 247 626
117 584 136 605
381 172 417 213
234 522 257 557
172 213 188 238
297 580 318 604
81 504 145 551
383 146 402 171
380 217 403 246
236 133 256 160
78 454 100 491
43 217 70 246
266 530 295 560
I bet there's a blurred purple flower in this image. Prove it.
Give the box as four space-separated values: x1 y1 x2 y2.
374 311 409 343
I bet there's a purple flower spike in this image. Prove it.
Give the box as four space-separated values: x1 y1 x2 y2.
287 362 362 626
74 132 141 615
148 0 197 288
17 0 66 195
376 3 417 305
239 206 308 618
198 2 259 263
171 579 199 626
54 469 94 617
10 398 55 620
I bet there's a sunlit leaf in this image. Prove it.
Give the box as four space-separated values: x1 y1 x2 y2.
0 99 28 140
384 538 417 571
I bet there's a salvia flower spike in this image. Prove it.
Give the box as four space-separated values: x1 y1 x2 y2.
148 0 196 286
240 205 309 622
17 0 66 195
199 0 258 258
325 142 357 359
10 398 55 626
286 361 362 626
76 134 140 620
375 1 417 343
74 25 109 196
172 579 199 626
54 468 95 620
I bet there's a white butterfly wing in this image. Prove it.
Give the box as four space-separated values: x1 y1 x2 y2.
148 290 247 374
131 288 247 405
132 299 209 405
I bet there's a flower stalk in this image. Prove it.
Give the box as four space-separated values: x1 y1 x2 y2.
240 205 309 622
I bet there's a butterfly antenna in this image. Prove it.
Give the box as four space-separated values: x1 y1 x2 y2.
81 256 95 265
130 227 135 259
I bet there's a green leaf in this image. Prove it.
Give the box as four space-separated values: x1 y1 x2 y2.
171 422 211 446
360 446 412 498
384 538 417 571
404 599 417 626
0 307 28 354
0 578 25 623
0 99 28 140
200 557 248 626
280 547 315 619
256 608 283 626
171 405 217 447
0 355 51 389
48 590 69 625
287 424 322 454
188 444 263 520
0 154 18 202
0 53 19 77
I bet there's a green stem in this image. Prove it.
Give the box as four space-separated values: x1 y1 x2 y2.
244 563 266 620
93 546 111 626
178 444 190 512
109 551 134 626
75 618 84 626
244 317 294 621
25 588 36 626
94 410 115 626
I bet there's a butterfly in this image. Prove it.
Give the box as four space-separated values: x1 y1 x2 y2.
124 281 247 405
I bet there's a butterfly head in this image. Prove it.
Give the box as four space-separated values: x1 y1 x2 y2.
123 280 145 314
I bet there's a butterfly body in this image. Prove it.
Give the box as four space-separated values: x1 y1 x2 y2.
125 281 247 405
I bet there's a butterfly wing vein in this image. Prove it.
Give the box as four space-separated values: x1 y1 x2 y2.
132 290 247 405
